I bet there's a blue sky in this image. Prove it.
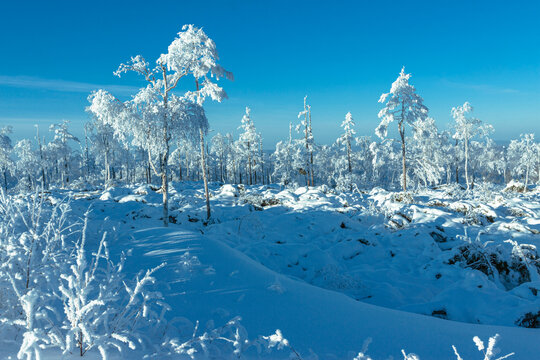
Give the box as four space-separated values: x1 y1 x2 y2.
0 0 538 146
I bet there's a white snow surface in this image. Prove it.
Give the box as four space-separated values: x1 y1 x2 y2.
3 181 539 359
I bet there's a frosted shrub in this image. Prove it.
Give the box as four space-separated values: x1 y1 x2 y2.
59 216 167 358
158 320 305 360
447 232 540 291
0 192 169 359
453 334 514 360
392 334 515 360
0 190 70 358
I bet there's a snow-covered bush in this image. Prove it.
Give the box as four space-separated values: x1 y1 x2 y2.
0 190 70 358
453 334 514 360
445 233 540 291
352 334 514 360
0 192 169 359
59 217 167 358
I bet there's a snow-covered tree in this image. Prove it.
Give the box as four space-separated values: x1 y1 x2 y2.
334 112 357 190
210 133 230 182
370 139 400 189
297 96 315 186
48 121 80 188
88 24 232 225
409 117 446 187
14 139 39 191
508 133 536 191
338 112 355 174
451 101 491 190
0 126 14 191
272 123 296 186
237 107 262 185
376 67 428 191
87 114 128 186
469 136 499 185
34 125 48 189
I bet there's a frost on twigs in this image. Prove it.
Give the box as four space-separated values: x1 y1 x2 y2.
0 193 168 359
59 215 168 358
453 334 514 360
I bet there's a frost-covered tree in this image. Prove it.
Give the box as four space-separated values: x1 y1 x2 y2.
451 102 491 190
338 112 355 174
237 107 261 185
508 133 536 191
354 136 375 187
297 96 315 186
14 139 39 191
210 133 231 182
87 114 125 185
48 121 80 188
88 25 232 224
34 125 48 189
334 112 357 190
536 142 540 185
470 136 499 185
410 117 446 187
376 67 428 191
0 126 13 191
370 140 400 188
272 123 296 186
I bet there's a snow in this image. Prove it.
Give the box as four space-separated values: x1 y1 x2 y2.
114 225 538 359
1 181 539 358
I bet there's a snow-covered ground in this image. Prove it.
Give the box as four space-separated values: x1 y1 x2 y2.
1 182 539 359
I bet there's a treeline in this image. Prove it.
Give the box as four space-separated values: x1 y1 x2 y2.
0 26 538 227
1 99 538 194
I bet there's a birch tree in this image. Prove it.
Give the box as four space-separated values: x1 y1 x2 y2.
0 126 13 192
88 24 231 225
508 133 536 191
272 123 295 186
376 67 428 191
410 117 446 187
237 107 261 185
451 101 490 190
297 96 315 186
49 121 79 188
335 112 356 191
14 139 39 191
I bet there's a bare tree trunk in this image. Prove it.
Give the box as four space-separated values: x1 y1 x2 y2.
308 106 314 186
220 157 224 183
304 105 310 187
162 152 169 227
524 163 529 192
464 134 470 190
104 150 110 186
454 139 459 184
200 128 211 220
161 65 170 227
399 121 407 191
347 139 352 173
36 126 47 189
84 126 90 182
248 143 252 185
79 330 84 356
186 152 190 180
178 150 183 181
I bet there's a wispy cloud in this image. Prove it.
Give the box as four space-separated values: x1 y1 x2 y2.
440 79 520 94
0 75 140 95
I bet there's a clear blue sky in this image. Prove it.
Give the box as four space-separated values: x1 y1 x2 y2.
0 0 539 146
